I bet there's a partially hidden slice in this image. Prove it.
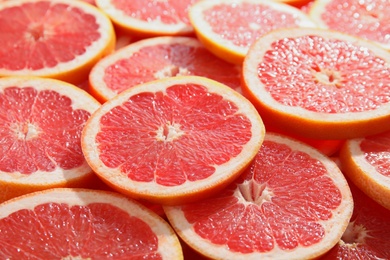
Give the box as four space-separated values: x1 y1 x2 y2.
82 76 265 205
0 188 183 259
95 0 199 38
320 180 390 260
0 77 100 203
89 36 242 103
164 133 353 259
189 0 317 64
339 130 390 210
0 0 115 84
243 27 390 140
309 0 390 50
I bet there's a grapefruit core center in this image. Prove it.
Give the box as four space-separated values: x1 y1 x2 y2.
312 66 343 88
154 65 189 79
11 121 41 140
237 179 274 206
340 221 368 245
156 122 184 142
26 23 47 42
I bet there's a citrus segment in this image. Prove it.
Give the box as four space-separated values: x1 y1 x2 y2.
309 0 390 50
320 180 390 259
243 27 390 140
82 76 265 205
0 188 183 259
0 0 115 84
164 133 353 259
339 130 390 210
95 0 199 38
0 77 100 203
89 36 242 103
189 0 317 64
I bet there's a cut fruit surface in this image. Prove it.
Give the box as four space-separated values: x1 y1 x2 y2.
95 0 199 37
309 0 390 50
242 27 390 140
0 77 100 203
89 36 242 103
189 0 317 64
339 130 390 210
164 133 353 259
82 76 265 205
320 180 390 259
0 188 183 259
0 0 115 84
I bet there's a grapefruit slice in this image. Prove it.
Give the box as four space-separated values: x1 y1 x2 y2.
164 133 353 259
0 0 115 85
95 0 199 38
188 0 317 64
309 0 390 50
0 188 183 259
89 36 242 103
242 27 390 140
339 130 390 210
0 77 100 203
321 180 390 259
82 76 265 205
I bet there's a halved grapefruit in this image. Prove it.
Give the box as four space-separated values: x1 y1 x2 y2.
339 130 390 210
242 27 390 140
95 0 199 38
88 36 242 103
0 0 115 84
0 77 100 203
309 0 390 50
189 0 317 64
0 188 183 259
82 76 265 205
164 133 353 259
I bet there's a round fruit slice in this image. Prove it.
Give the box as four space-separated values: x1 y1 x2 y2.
243 27 390 140
0 0 115 84
189 0 317 64
95 0 199 38
89 36 242 103
321 180 390 259
339 130 390 210
0 188 183 259
82 76 265 205
309 0 390 50
0 77 100 203
164 133 353 259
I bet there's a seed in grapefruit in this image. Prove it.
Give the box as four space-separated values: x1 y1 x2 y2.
309 0 390 50
339 129 390 210
188 0 317 64
0 77 100 203
0 188 183 259
95 0 199 38
320 180 390 259
88 36 243 103
0 0 115 85
164 133 353 259
82 76 265 205
242 27 390 140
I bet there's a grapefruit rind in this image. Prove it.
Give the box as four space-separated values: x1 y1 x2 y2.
242 27 390 140
0 188 183 259
189 0 318 65
0 0 116 85
164 133 353 260
0 77 101 202
82 76 265 205
339 139 390 210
